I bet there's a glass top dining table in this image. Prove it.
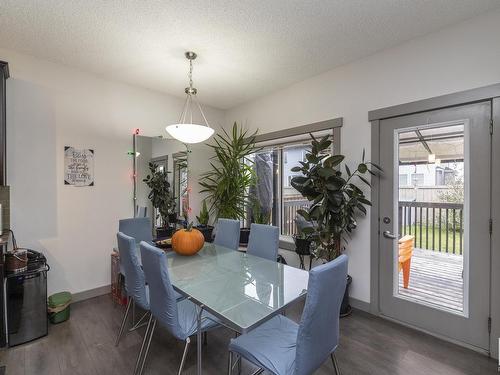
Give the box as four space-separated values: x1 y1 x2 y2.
165 243 310 374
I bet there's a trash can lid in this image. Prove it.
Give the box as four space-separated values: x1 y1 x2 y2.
48 291 72 307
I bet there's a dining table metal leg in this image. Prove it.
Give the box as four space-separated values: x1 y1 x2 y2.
197 306 203 375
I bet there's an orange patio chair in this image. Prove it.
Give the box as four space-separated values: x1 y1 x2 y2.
398 235 414 289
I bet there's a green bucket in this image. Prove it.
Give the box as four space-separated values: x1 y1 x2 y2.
48 292 72 324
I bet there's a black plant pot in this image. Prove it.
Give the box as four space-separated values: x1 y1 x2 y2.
294 238 311 256
340 275 353 318
156 226 174 239
196 225 214 242
239 228 250 245
168 213 178 224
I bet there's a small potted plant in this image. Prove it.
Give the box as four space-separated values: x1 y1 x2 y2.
196 200 214 242
291 134 381 317
143 162 176 238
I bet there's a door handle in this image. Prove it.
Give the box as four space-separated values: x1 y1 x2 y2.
383 230 397 240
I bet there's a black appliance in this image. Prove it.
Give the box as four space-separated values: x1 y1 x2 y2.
6 250 48 346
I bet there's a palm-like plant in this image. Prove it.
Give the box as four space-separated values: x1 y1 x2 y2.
291 134 381 261
200 122 258 220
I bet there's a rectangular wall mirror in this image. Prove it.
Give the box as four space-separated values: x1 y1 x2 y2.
133 134 189 237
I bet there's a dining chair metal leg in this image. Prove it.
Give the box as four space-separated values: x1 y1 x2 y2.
178 337 191 375
133 313 153 375
138 319 157 375
115 298 132 346
132 299 136 324
331 353 341 375
227 351 233 375
250 369 264 375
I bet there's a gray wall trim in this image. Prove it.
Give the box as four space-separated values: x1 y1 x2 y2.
252 117 343 144
72 285 111 303
370 119 381 315
333 126 341 154
350 297 371 313
368 82 500 121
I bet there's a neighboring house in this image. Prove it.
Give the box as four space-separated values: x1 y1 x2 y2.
399 162 464 202
283 145 307 189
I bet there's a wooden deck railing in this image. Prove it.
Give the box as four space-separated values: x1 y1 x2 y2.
398 201 464 255
282 199 310 236
282 198 464 255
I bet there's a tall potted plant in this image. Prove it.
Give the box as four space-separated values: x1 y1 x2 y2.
291 134 381 316
200 122 258 244
143 162 176 238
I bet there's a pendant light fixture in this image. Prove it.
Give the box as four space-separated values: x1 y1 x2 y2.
166 51 214 144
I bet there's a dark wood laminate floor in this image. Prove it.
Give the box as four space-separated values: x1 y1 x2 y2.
0 294 497 375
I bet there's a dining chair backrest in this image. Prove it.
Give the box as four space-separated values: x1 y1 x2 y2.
295 254 348 375
246 223 279 261
117 232 149 309
140 241 185 340
135 206 148 218
213 218 240 250
119 217 152 244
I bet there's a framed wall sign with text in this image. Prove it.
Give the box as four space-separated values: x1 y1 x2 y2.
64 146 95 187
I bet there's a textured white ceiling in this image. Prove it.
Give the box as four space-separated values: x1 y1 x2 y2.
0 0 499 109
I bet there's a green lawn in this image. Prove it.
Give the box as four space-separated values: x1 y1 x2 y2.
402 225 463 255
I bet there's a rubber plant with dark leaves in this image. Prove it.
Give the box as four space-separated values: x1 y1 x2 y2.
143 162 176 228
291 134 381 262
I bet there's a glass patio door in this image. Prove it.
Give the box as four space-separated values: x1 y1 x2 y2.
378 102 492 352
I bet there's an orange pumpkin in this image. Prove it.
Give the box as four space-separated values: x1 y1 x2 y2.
171 227 205 256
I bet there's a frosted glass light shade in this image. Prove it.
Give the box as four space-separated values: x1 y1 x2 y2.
166 123 215 144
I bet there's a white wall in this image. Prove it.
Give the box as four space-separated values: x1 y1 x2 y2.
2 48 224 295
3 8 500 304
224 10 500 303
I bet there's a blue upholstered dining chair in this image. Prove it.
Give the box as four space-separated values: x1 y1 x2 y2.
137 242 222 375
227 254 348 375
213 218 241 250
246 223 279 261
119 217 153 245
115 233 150 361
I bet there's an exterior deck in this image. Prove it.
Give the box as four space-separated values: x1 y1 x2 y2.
398 248 464 312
